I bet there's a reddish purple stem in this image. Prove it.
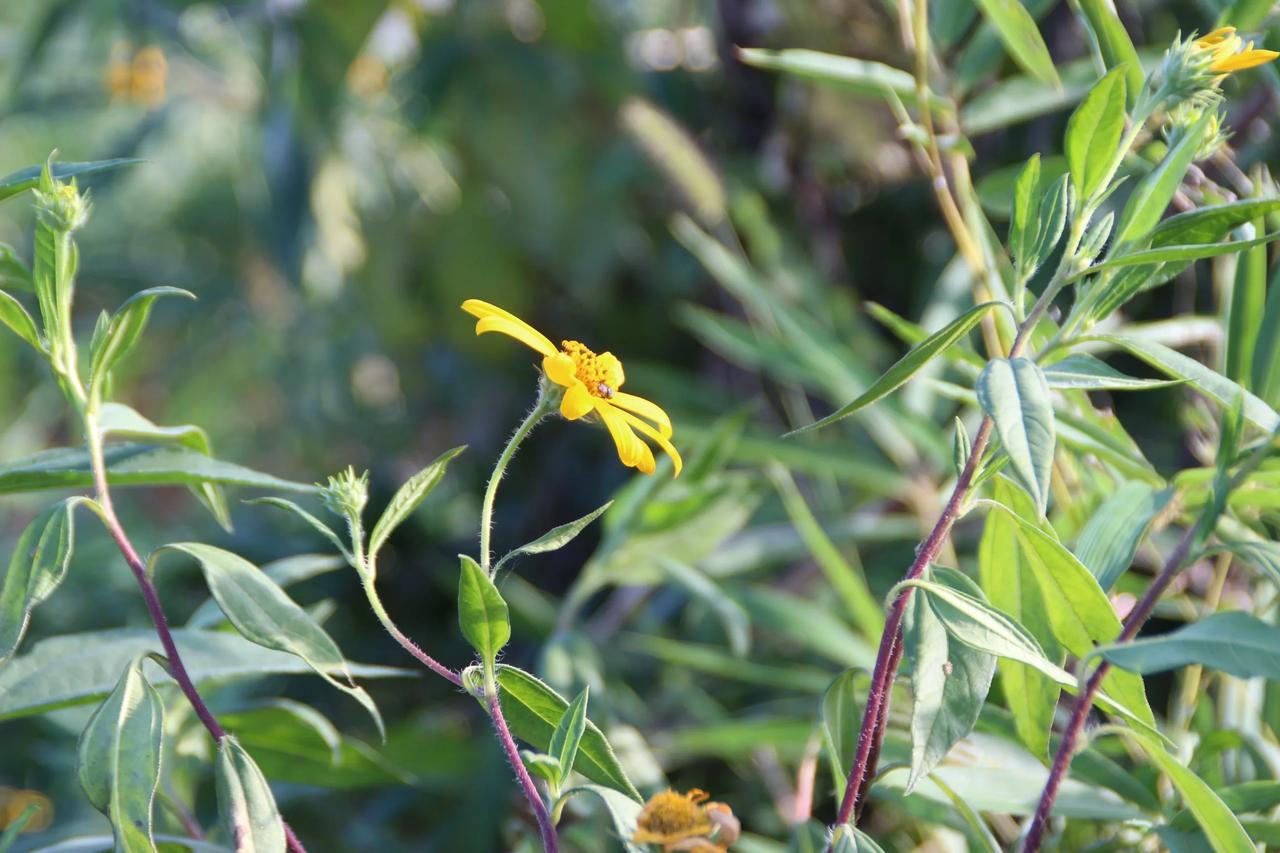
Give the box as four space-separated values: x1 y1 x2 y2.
488 691 560 853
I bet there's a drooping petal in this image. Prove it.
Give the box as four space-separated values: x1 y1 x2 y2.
596 400 645 469
462 300 557 356
616 408 683 477
1213 47 1280 72
542 352 578 387
610 392 673 438
596 352 625 390
560 381 594 420
634 441 655 475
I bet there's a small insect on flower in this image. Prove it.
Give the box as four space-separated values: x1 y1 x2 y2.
461 299 682 476
633 788 740 851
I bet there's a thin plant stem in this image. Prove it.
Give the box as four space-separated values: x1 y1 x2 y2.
480 393 554 573
1171 551 1232 733
362 577 462 687
1022 524 1199 851
834 417 993 825
488 690 560 853
83 415 310 853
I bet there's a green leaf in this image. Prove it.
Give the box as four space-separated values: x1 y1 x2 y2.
1009 155 1042 272
0 803 43 853
0 628 407 721
215 735 285 853
157 543 384 738
89 287 196 393
77 656 163 853
99 402 231 530
903 567 996 793
1097 611 1280 678
979 478 1059 758
1090 335 1280 432
0 244 33 291
977 357 1055 514
830 824 887 853
0 159 144 204
1114 111 1212 246
1075 0 1143 101
495 665 641 800
985 500 1155 728
1227 212 1269 385
1095 230 1280 268
1065 68 1127 201
1253 263 1280 404
250 498 351 562
735 48 947 110
1042 353 1183 391
822 668 867 790
24 837 229 853
548 686 589 787
970 0 1060 85
0 290 42 351
187 554 346 629
0 498 82 661
1074 482 1170 591
495 500 612 572
657 559 751 657
1030 175 1069 270
0 443 316 496
1116 729 1254 853
457 554 510 680
367 446 465 559
1151 199 1280 247
1213 539 1280 587
558 785 646 853
790 302 1006 435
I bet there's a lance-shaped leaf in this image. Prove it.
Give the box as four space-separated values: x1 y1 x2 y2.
1042 353 1182 391
548 686 590 787
830 824 888 853
736 48 947 109
157 543 384 738
368 446 465 559
1074 482 1170 591
822 668 867 794
791 302 1006 435
458 555 509 682
977 357 1055 514
1075 0 1143 101
77 656 163 853
1113 111 1211 246
1097 611 1280 679
559 785 646 853
215 735 285 853
495 501 612 571
1066 68 1127 202
0 498 83 661
1009 155 1043 274
89 287 196 392
1150 199 1280 247
495 665 641 800
904 567 995 793
970 0 1060 86
0 159 143 204
0 290 42 351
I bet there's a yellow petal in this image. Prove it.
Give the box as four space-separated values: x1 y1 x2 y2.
596 352 625 389
597 401 645 468
634 441 656 475
610 392 673 438
1197 26 1236 46
462 300 556 356
542 352 578 386
561 381 594 420
617 408 683 477
1214 48 1280 71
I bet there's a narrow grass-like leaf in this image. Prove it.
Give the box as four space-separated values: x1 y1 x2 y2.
1227 212 1269 385
457 554 509 681
1151 199 1280 247
1074 482 1170 591
1043 353 1182 391
904 567 995 793
0 443 316 495
1091 335 1280 432
1065 68 1127 201
0 159 144 203
89 287 196 393
0 290 42 351
158 543 384 737
791 302 1005 435
77 656 163 853
1253 263 1280 404
0 498 82 661
215 736 285 853
250 498 351 562
1114 111 1212 246
1094 230 1280 268
658 559 751 657
977 357 1055 514
495 665 641 800
548 686 589 787
1098 611 1280 678
970 0 1060 86
736 48 947 109
0 802 43 852
495 500 612 572
1114 729 1254 853
1075 0 1143 101
368 446 465 559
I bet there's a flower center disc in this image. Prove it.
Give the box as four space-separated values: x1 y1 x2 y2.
561 339 619 398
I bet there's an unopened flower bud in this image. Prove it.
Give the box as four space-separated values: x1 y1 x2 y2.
320 466 369 520
33 181 90 233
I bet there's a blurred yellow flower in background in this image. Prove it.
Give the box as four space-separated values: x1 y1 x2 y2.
0 787 53 834
462 299 681 476
632 788 740 851
105 43 167 107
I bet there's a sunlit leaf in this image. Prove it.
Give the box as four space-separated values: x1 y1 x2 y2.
215 736 285 853
977 357 1055 514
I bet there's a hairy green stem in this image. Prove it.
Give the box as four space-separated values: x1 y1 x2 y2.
480 393 555 573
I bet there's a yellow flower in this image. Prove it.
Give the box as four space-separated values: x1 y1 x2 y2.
461 299 682 476
632 789 740 851
1195 26 1279 74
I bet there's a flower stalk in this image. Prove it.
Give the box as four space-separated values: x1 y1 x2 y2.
480 389 556 573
